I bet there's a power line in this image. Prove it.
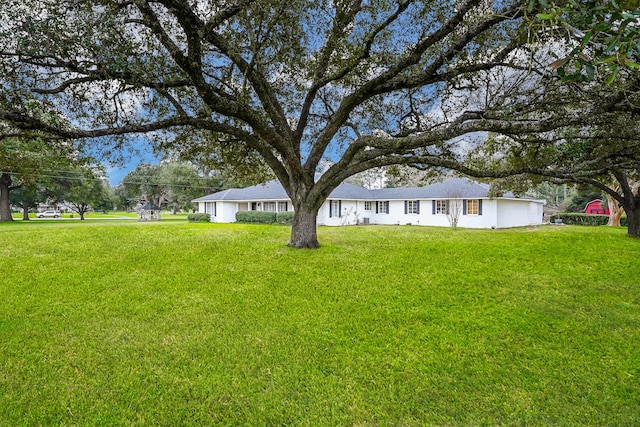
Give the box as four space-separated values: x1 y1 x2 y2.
1 168 224 190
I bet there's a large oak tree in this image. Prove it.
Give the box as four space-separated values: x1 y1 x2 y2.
0 0 633 246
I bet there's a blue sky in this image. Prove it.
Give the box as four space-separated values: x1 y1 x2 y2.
103 139 161 186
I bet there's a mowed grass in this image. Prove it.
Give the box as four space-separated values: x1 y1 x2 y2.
13 210 188 220
0 221 638 425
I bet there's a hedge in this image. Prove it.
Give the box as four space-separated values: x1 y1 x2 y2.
187 213 211 222
550 213 627 226
236 211 277 224
276 211 294 225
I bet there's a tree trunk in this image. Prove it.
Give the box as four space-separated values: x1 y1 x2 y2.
21 204 30 220
607 194 624 226
0 173 14 222
626 205 640 238
289 206 320 249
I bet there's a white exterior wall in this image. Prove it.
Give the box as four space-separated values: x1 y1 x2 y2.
198 200 294 223
199 202 219 222
528 201 544 225
366 199 497 228
496 199 543 228
457 199 497 229
218 202 237 223
321 200 360 226
199 197 543 228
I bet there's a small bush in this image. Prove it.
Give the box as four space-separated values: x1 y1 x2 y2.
550 213 627 226
276 211 294 225
187 213 211 222
236 211 277 224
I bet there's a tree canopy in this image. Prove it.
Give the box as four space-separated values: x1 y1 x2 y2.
0 0 638 245
0 130 79 221
116 161 223 212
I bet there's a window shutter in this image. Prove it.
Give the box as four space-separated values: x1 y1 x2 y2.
214 202 217 217
339 200 342 217
329 201 333 218
404 201 408 214
376 201 379 214
446 200 450 215
479 199 483 215
463 200 467 215
417 200 420 214
432 200 435 215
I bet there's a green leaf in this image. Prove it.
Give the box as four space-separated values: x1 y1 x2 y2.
594 22 612 32
624 60 640 69
605 65 619 84
585 64 595 81
536 13 555 20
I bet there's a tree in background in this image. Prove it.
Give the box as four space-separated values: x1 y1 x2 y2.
158 162 215 213
527 182 573 213
0 130 77 221
346 167 388 190
52 167 111 220
117 164 165 210
9 183 45 220
116 161 224 212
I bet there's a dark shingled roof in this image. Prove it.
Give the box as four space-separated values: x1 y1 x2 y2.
192 177 525 202
140 203 161 210
192 180 289 202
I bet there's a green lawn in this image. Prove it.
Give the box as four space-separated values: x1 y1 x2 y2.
12 210 189 220
1 222 638 425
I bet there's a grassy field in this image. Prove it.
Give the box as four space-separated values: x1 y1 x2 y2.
13 210 189 220
0 221 638 425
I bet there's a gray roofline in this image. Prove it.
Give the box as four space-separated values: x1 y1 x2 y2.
193 178 546 204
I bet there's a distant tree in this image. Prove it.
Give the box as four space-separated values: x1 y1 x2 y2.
118 164 165 209
9 183 45 220
384 165 449 188
117 162 222 212
113 185 137 212
54 167 110 220
0 131 76 221
527 182 571 210
157 162 211 213
347 167 387 190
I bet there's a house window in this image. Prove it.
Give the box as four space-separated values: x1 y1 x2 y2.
376 201 389 214
434 200 449 215
263 202 277 212
364 201 372 211
466 199 479 215
405 200 420 214
278 201 288 212
251 202 258 211
329 200 341 218
464 199 482 215
206 202 216 217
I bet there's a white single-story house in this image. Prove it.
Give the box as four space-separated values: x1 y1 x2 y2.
192 177 545 229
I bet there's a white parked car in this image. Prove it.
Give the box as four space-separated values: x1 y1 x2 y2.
37 211 61 218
